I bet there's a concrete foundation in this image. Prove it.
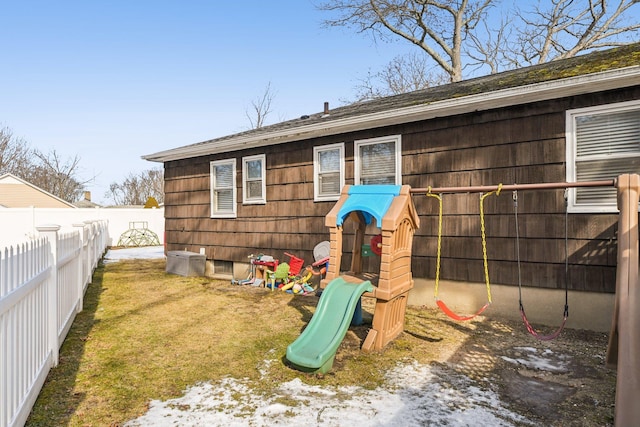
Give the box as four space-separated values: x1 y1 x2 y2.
408 278 615 333
216 261 615 333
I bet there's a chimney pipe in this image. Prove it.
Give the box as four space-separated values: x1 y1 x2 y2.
323 102 329 115
84 191 91 202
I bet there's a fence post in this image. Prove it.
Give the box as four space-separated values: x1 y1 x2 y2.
73 223 87 312
36 224 61 367
85 220 96 272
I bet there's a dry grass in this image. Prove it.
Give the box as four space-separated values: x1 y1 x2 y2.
25 258 615 426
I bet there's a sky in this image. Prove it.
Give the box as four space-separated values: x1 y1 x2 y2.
1 1 415 204
2 1 638 205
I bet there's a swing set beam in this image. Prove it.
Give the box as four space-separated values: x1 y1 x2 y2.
410 179 616 194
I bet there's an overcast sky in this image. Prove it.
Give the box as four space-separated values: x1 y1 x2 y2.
1 1 419 203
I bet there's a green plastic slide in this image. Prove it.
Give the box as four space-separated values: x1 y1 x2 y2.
286 277 374 374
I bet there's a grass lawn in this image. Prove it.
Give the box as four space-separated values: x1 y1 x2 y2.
25 258 615 426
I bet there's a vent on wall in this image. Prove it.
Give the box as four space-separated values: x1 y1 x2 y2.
213 260 233 275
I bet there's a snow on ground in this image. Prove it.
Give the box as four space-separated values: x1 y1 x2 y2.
125 361 535 427
103 245 165 263
501 347 570 373
106 246 545 426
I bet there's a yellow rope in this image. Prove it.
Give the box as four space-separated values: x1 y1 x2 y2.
426 187 443 299
426 184 502 303
479 184 502 303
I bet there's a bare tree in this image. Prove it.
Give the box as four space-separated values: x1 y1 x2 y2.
25 150 89 202
466 15 512 74
353 52 449 100
1 126 90 203
246 82 276 129
107 168 164 206
503 0 640 68
319 0 640 89
0 126 32 175
319 0 494 83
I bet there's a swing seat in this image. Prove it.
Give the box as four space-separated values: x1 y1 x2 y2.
436 299 490 322
427 186 501 323
520 304 568 341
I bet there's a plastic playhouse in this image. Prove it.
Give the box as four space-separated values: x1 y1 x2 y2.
286 184 419 373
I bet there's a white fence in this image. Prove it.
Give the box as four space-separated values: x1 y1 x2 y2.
0 207 164 250
0 220 108 427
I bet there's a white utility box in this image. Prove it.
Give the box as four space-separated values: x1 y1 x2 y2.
166 251 206 277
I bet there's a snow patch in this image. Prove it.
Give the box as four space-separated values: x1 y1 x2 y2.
501 347 570 372
125 361 533 426
103 245 165 263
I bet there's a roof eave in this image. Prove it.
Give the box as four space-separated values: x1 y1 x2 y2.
142 66 640 163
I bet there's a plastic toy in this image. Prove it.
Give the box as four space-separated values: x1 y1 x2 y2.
286 184 419 373
286 278 374 374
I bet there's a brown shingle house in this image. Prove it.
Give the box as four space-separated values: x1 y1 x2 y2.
144 43 640 331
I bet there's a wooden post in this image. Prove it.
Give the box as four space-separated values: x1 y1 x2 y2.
607 174 640 427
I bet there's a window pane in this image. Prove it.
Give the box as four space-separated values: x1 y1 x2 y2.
576 157 640 205
319 171 340 194
246 180 263 199
574 107 640 208
215 189 233 211
246 159 262 179
214 164 233 188
319 149 340 172
576 110 640 157
360 142 396 183
360 176 394 185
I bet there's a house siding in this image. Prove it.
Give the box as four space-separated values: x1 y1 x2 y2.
164 86 640 293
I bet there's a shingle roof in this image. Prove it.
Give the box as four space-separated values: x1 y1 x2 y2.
144 43 640 162
0 173 77 208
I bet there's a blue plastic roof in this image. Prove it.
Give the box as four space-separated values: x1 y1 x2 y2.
336 185 402 227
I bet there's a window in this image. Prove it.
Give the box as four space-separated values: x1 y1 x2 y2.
354 135 402 185
213 260 233 275
210 159 236 218
314 143 345 201
242 154 266 204
566 100 640 212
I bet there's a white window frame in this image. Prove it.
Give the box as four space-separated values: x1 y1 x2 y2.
566 100 640 213
314 143 345 201
354 135 402 185
210 159 237 218
242 154 266 205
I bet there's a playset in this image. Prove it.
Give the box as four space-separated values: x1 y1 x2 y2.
228 176 638 424
287 184 419 373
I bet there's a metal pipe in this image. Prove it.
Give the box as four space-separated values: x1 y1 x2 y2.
410 179 616 194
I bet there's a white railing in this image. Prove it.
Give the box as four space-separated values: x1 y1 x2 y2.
0 220 108 427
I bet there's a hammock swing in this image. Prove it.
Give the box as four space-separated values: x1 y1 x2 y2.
513 189 569 341
426 185 501 321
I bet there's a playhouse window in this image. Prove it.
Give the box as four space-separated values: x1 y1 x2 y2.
314 143 345 201
355 135 402 185
566 100 640 213
242 154 266 204
210 159 237 218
